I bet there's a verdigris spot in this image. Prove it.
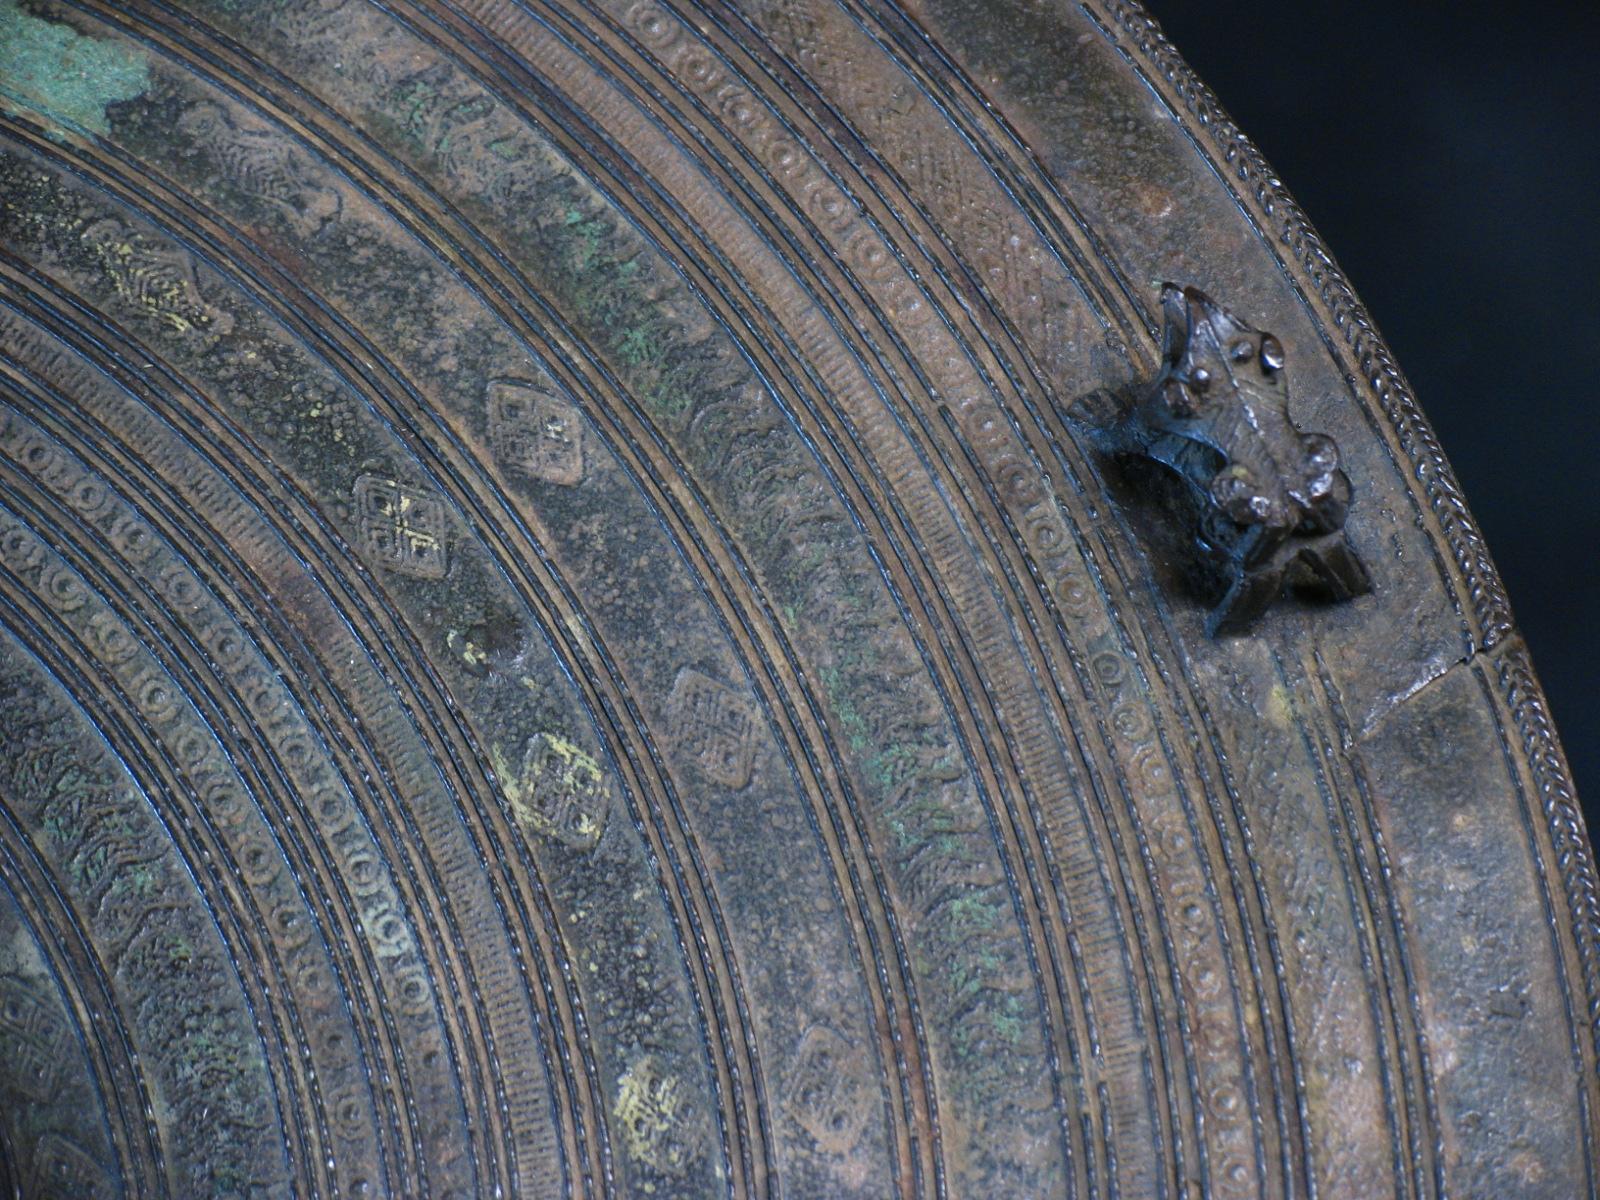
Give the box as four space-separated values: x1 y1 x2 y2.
0 0 149 141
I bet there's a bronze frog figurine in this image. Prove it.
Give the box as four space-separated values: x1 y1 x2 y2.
1071 285 1371 635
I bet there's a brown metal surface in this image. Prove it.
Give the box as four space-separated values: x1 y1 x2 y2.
0 1 1594 1196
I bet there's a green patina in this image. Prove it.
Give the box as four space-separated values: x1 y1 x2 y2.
388 97 1043 1087
565 205 606 271
946 892 992 932
166 931 195 968
869 742 917 792
818 664 872 755
0 0 149 141
39 805 71 848
395 77 438 144
617 324 662 372
539 199 701 418
942 935 1028 1060
70 837 113 891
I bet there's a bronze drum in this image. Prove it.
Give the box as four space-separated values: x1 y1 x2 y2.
0 1 1593 1196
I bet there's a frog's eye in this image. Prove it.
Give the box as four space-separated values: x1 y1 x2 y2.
1259 334 1285 373
1229 338 1255 362
1189 366 1212 390
1161 378 1197 417
1300 432 1339 472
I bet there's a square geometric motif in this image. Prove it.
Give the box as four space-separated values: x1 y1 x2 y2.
354 475 449 580
0 975 64 1100
790 1025 871 1154
669 668 757 790
614 1054 698 1175
516 732 610 851
29 1132 114 1200
487 379 584 486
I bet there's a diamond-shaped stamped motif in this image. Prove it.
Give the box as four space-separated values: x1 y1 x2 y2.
669 668 757 789
354 475 449 580
487 379 584 486
513 732 609 851
0 974 64 1100
614 1054 698 1176
29 1131 114 1200
790 1025 872 1155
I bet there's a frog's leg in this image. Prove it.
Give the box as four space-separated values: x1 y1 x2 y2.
1206 558 1288 637
1295 534 1372 601
1061 387 1144 456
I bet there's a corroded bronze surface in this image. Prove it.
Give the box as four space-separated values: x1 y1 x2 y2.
0 1 1594 1197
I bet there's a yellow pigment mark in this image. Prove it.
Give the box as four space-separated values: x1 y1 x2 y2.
1265 682 1294 730
493 733 610 850
614 1055 693 1173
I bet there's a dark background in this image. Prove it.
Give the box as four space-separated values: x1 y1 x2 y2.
1150 1 1600 837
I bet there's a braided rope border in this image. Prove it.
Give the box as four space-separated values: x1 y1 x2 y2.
1093 0 1599 1071
1499 645 1600 1071
1096 1 1512 650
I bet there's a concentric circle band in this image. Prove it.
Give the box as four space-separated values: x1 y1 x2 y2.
0 1 1592 1197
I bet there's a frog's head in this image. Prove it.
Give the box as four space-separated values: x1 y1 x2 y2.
1069 283 1370 631
1156 283 1288 418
